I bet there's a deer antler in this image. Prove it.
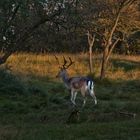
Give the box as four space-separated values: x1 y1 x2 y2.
54 55 61 68
55 55 74 69
62 56 67 68
64 57 74 69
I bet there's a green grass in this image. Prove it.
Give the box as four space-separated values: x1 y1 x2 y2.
0 118 140 140
0 54 140 140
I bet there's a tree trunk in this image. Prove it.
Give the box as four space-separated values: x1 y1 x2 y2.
0 51 13 65
100 47 108 79
100 8 121 79
89 45 93 73
87 31 95 74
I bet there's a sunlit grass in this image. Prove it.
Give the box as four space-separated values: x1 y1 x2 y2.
5 53 140 80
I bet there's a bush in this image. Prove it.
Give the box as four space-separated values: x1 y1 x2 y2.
0 68 27 95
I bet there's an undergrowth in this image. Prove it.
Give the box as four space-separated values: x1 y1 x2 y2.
0 53 139 140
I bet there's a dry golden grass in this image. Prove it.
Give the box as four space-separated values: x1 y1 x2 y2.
4 53 140 81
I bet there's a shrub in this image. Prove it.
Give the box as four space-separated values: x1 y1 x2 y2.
0 68 27 95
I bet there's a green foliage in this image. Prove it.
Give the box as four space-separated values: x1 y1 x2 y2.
0 69 27 95
0 68 48 116
129 31 140 54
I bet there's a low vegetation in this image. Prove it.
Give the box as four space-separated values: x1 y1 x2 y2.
0 53 140 140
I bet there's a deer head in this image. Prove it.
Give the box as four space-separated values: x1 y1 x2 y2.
55 56 74 78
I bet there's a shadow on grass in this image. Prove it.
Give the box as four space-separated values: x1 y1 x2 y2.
111 58 140 72
95 77 140 100
0 67 140 125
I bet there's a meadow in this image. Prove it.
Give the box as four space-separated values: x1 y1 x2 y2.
0 53 140 140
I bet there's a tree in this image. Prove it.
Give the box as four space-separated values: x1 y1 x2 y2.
0 0 64 65
99 0 140 79
80 0 140 79
87 30 95 74
128 31 140 54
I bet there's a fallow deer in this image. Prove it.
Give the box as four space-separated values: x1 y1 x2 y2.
55 56 97 107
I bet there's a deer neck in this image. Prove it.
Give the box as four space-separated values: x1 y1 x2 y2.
61 73 70 89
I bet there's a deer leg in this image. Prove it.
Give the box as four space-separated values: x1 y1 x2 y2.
73 92 77 105
70 91 74 104
82 97 87 107
70 90 76 105
81 89 87 107
89 90 97 105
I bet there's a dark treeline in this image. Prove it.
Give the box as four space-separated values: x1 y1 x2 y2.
0 0 140 78
0 0 140 54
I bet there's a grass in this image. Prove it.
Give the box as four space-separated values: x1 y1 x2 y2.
6 53 140 80
0 53 140 140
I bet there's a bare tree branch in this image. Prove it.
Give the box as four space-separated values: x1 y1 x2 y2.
106 38 120 62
